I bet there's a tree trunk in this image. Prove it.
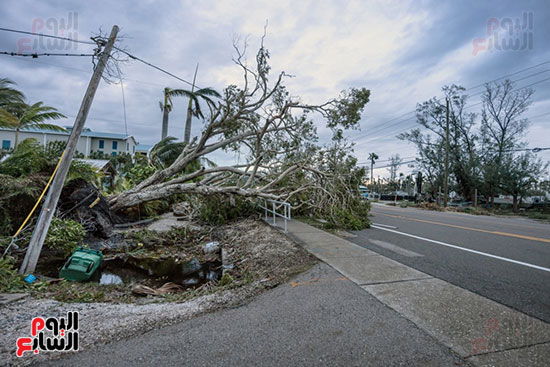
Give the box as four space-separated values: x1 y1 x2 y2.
14 128 19 149
512 194 518 213
161 106 169 140
184 100 193 144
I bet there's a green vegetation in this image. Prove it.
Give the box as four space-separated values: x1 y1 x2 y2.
198 195 256 224
398 81 548 212
43 218 86 256
0 78 66 149
0 257 27 293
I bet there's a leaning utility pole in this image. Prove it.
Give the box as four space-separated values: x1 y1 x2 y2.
443 97 450 208
19 25 119 275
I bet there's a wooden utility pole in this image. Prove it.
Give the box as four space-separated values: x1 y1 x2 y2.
443 97 450 208
19 25 119 275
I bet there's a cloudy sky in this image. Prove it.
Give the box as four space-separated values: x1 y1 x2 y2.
1 0 549 178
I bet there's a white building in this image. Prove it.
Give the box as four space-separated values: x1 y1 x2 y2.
0 127 137 157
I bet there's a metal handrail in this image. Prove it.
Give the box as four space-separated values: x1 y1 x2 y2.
257 198 291 232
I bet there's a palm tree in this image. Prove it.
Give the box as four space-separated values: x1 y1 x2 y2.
160 87 175 140
0 78 25 127
368 152 379 188
160 65 220 143
149 136 215 173
150 136 186 168
6 101 66 148
178 65 221 144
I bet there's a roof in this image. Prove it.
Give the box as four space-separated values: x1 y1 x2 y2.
75 159 115 171
135 144 153 152
0 126 135 142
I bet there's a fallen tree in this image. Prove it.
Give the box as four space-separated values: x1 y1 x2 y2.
109 41 371 227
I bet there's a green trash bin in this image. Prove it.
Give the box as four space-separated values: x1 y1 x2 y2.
59 247 103 282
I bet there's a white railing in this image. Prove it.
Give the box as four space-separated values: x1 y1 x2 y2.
258 198 291 232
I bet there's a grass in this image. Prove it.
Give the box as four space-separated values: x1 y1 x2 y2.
294 215 338 233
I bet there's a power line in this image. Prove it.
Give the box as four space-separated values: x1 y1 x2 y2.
350 60 550 143
353 68 550 143
0 51 95 57
465 60 550 91
358 111 550 161
0 27 96 45
0 26 201 89
354 75 550 148
2 55 169 88
113 46 199 88
367 160 417 169
357 156 416 167
468 68 550 98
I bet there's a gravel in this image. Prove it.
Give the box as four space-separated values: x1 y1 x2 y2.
0 286 254 366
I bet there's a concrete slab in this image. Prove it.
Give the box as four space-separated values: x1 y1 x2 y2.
325 254 432 285
467 343 550 367
0 293 28 305
363 278 550 359
307 242 376 259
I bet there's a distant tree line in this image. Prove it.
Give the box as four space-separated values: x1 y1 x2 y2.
399 80 548 212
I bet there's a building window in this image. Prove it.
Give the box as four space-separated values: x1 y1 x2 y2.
112 151 117 156
2 140 10 150
126 143 129 151
112 141 118 150
133 146 135 154
99 140 104 149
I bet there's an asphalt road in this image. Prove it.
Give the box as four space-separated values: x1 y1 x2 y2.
350 203 550 322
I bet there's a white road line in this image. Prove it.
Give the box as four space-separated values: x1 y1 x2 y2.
372 223 398 229
371 225 550 273
368 239 424 257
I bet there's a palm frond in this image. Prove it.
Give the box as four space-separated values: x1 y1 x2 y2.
30 123 67 132
168 89 194 98
196 87 221 98
0 78 25 108
0 108 18 127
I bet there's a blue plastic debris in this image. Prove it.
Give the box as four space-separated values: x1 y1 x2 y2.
24 274 36 284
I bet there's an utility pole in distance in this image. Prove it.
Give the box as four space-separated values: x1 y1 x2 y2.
19 25 119 275
443 97 450 208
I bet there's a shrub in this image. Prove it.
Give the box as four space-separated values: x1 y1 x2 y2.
0 174 46 236
0 257 27 292
44 217 86 256
199 195 256 224
325 199 370 230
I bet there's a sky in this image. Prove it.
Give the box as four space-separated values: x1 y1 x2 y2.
0 0 549 178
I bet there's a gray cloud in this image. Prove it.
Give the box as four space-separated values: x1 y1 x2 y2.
0 0 548 176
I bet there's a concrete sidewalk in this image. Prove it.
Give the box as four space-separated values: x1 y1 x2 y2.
286 219 550 366
44 263 465 367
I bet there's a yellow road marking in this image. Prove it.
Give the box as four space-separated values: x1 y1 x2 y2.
290 277 348 287
377 213 550 243
372 204 546 231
